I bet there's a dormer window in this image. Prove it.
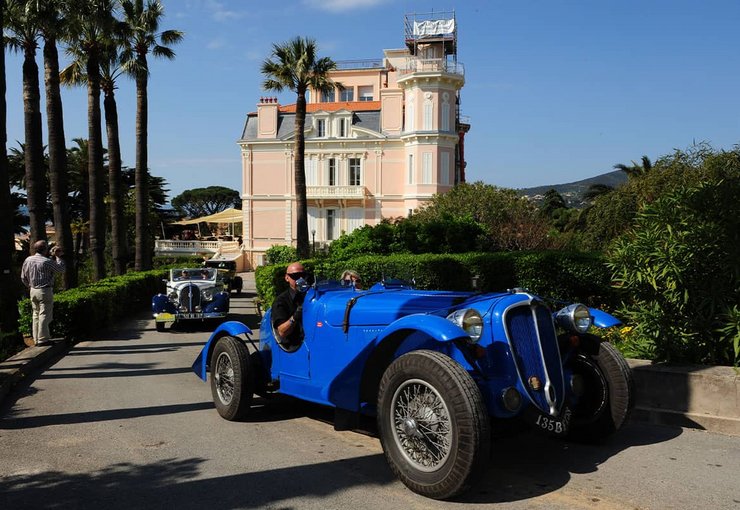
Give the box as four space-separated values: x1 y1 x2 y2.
316 119 326 137
358 86 373 101
321 89 335 103
339 118 348 137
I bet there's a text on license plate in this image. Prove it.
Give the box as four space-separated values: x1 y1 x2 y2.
535 408 572 435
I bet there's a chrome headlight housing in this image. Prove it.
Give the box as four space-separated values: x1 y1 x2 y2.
201 288 214 301
446 308 483 342
167 290 178 302
555 303 593 334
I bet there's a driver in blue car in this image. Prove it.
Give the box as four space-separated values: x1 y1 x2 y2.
272 261 308 347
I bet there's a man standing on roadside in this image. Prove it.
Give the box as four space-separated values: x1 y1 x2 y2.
20 240 66 346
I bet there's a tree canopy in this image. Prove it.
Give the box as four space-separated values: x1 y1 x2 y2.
171 186 240 218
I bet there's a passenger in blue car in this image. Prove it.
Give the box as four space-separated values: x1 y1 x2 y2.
340 269 362 289
271 262 308 349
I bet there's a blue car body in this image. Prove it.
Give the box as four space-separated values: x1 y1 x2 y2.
192 280 621 431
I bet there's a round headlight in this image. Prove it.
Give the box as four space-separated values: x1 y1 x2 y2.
202 288 213 301
168 291 177 302
446 308 483 342
501 387 522 412
556 303 593 334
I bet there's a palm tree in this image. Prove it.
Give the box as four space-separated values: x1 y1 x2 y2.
65 0 118 281
120 0 182 271
0 0 22 336
261 37 340 258
5 0 46 246
34 0 77 288
101 51 127 275
62 42 128 275
65 138 90 255
614 155 653 179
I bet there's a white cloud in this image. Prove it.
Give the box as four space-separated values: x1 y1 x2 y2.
302 0 392 13
206 38 227 50
205 0 246 22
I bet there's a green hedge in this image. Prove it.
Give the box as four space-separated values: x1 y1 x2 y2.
255 251 615 310
17 269 169 342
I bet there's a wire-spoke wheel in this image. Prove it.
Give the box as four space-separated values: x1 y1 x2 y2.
391 379 453 471
378 350 490 500
210 336 253 420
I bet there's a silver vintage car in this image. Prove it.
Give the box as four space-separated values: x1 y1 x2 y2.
152 268 230 331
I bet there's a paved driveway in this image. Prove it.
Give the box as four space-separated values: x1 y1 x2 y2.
1 277 740 509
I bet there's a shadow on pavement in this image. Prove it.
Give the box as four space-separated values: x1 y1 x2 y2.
0 401 214 429
461 421 682 503
0 454 395 510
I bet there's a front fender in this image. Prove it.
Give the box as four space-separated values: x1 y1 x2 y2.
589 308 622 328
377 314 470 345
191 321 253 381
357 314 474 409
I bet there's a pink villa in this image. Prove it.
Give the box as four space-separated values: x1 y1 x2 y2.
239 12 470 268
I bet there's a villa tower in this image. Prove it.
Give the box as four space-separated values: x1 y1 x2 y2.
238 11 469 267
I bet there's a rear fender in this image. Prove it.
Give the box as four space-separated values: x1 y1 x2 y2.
192 321 253 381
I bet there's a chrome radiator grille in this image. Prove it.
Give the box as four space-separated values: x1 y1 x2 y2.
504 301 565 414
179 284 201 312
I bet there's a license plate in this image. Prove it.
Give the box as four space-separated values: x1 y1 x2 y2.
156 313 175 321
532 407 572 436
180 313 203 319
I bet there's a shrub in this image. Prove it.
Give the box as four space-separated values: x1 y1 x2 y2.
17 269 168 342
265 245 298 265
608 178 740 365
255 251 614 311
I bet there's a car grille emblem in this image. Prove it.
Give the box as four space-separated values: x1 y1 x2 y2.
528 376 542 391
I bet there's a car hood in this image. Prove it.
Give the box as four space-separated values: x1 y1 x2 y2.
316 289 509 327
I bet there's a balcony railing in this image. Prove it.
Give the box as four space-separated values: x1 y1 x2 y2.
307 185 366 199
397 58 464 77
154 240 240 255
335 59 384 70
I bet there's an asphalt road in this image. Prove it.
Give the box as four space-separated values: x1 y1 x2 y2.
1 292 740 510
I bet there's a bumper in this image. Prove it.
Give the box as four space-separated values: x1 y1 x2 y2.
154 311 227 322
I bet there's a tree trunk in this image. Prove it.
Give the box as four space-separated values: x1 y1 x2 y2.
134 66 150 271
0 0 21 335
44 37 77 288
104 88 126 275
294 89 309 258
22 44 46 246
86 52 106 281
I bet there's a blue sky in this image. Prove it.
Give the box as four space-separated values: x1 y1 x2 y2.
5 0 740 200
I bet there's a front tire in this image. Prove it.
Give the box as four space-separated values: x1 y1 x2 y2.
210 336 254 420
155 321 165 332
567 341 634 442
377 350 490 500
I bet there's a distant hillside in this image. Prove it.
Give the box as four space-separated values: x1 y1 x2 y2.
518 170 627 208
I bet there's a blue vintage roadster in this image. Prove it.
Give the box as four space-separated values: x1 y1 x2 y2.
192 278 633 499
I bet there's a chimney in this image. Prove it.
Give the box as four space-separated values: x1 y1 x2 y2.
257 97 279 139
